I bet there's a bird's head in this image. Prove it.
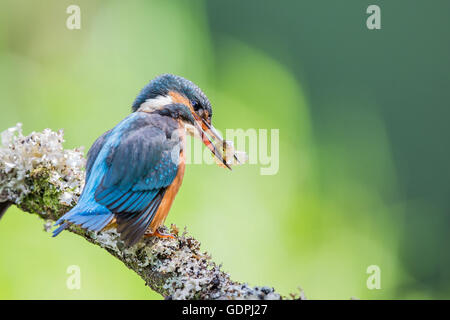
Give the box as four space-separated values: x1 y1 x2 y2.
132 74 234 169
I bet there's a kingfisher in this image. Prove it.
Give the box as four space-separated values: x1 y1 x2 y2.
53 74 235 246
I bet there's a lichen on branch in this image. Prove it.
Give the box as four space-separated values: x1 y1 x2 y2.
0 124 290 300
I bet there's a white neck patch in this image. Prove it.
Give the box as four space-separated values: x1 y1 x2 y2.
138 95 173 112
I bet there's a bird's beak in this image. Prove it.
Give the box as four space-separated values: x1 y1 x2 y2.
192 115 232 170
201 119 241 165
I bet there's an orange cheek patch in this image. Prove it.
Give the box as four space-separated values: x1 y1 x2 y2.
169 91 193 112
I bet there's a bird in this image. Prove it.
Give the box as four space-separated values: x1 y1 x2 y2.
53 74 236 246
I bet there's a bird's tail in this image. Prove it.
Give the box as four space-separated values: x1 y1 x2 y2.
53 202 113 237
0 201 12 221
53 221 70 236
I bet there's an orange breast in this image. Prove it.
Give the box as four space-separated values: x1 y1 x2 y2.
148 127 186 232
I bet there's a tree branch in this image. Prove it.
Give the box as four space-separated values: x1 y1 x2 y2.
0 124 296 300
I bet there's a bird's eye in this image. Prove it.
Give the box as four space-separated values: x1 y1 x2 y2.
191 100 200 110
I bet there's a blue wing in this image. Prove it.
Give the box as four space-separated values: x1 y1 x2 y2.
85 129 111 181
53 129 115 237
94 118 181 245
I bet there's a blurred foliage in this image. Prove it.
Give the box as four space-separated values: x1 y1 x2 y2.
0 0 448 299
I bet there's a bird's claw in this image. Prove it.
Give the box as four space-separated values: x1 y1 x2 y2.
145 228 175 239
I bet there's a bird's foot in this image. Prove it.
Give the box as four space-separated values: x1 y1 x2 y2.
145 228 175 239
102 218 117 230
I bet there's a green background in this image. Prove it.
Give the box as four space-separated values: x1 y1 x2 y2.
1 0 449 299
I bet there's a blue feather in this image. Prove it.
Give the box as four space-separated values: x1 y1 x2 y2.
53 111 182 246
